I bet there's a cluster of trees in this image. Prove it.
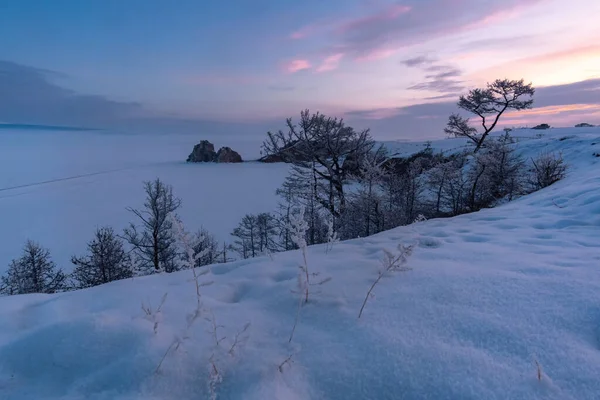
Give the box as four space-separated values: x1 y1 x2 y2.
0 228 132 295
228 78 561 257
1 78 568 294
231 130 565 258
0 178 230 296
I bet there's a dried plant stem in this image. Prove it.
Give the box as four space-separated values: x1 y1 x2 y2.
358 273 384 319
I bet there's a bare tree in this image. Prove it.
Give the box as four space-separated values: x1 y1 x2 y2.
1 240 66 295
276 167 327 247
342 146 388 238
445 79 534 151
231 213 279 259
481 134 525 201
430 153 469 216
123 178 182 274
71 227 132 289
263 109 375 218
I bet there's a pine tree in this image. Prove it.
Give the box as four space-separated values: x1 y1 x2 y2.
70 227 133 289
1 240 66 295
123 178 182 274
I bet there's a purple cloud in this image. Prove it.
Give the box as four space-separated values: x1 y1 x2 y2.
311 0 545 60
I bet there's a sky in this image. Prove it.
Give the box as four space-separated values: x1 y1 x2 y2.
0 0 599 139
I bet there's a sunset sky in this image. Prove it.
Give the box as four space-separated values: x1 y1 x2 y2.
0 0 599 139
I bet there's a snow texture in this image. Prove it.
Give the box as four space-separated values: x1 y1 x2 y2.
0 126 599 399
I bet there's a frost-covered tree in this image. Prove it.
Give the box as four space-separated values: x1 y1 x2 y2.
186 228 222 267
263 109 375 218
341 147 388 239
276 168 327 247
445 79 534 151
1 240 66 295
428 153 469 216
481 134 525 201
465 134 526 210
274 177 298 251
123 178 182 274
355 146 388 236
399 159 428 224
70 227 132 289
231 213 279 259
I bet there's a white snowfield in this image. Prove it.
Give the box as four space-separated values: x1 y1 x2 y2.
1 126 600 399
0 129 285 274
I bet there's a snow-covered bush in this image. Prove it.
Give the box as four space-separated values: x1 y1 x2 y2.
1 240 67 295
186 227 223 267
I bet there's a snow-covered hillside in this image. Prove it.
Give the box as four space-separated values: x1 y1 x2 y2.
0 127 599 399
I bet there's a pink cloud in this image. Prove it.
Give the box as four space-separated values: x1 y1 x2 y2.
501 103 600 126
284 59 312 73
316 53 344 72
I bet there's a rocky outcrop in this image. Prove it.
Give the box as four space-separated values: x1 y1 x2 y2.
215 147 243 163
187 140 217 162
187 140 243 163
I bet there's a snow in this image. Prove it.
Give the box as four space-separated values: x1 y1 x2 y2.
0 126 600 399
0 129 287 273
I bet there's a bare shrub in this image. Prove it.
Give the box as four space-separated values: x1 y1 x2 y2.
529 152 567 190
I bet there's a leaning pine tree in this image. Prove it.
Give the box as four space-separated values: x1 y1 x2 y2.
445 79 534 152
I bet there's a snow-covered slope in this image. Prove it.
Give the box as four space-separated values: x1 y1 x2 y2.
0 127 599 399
